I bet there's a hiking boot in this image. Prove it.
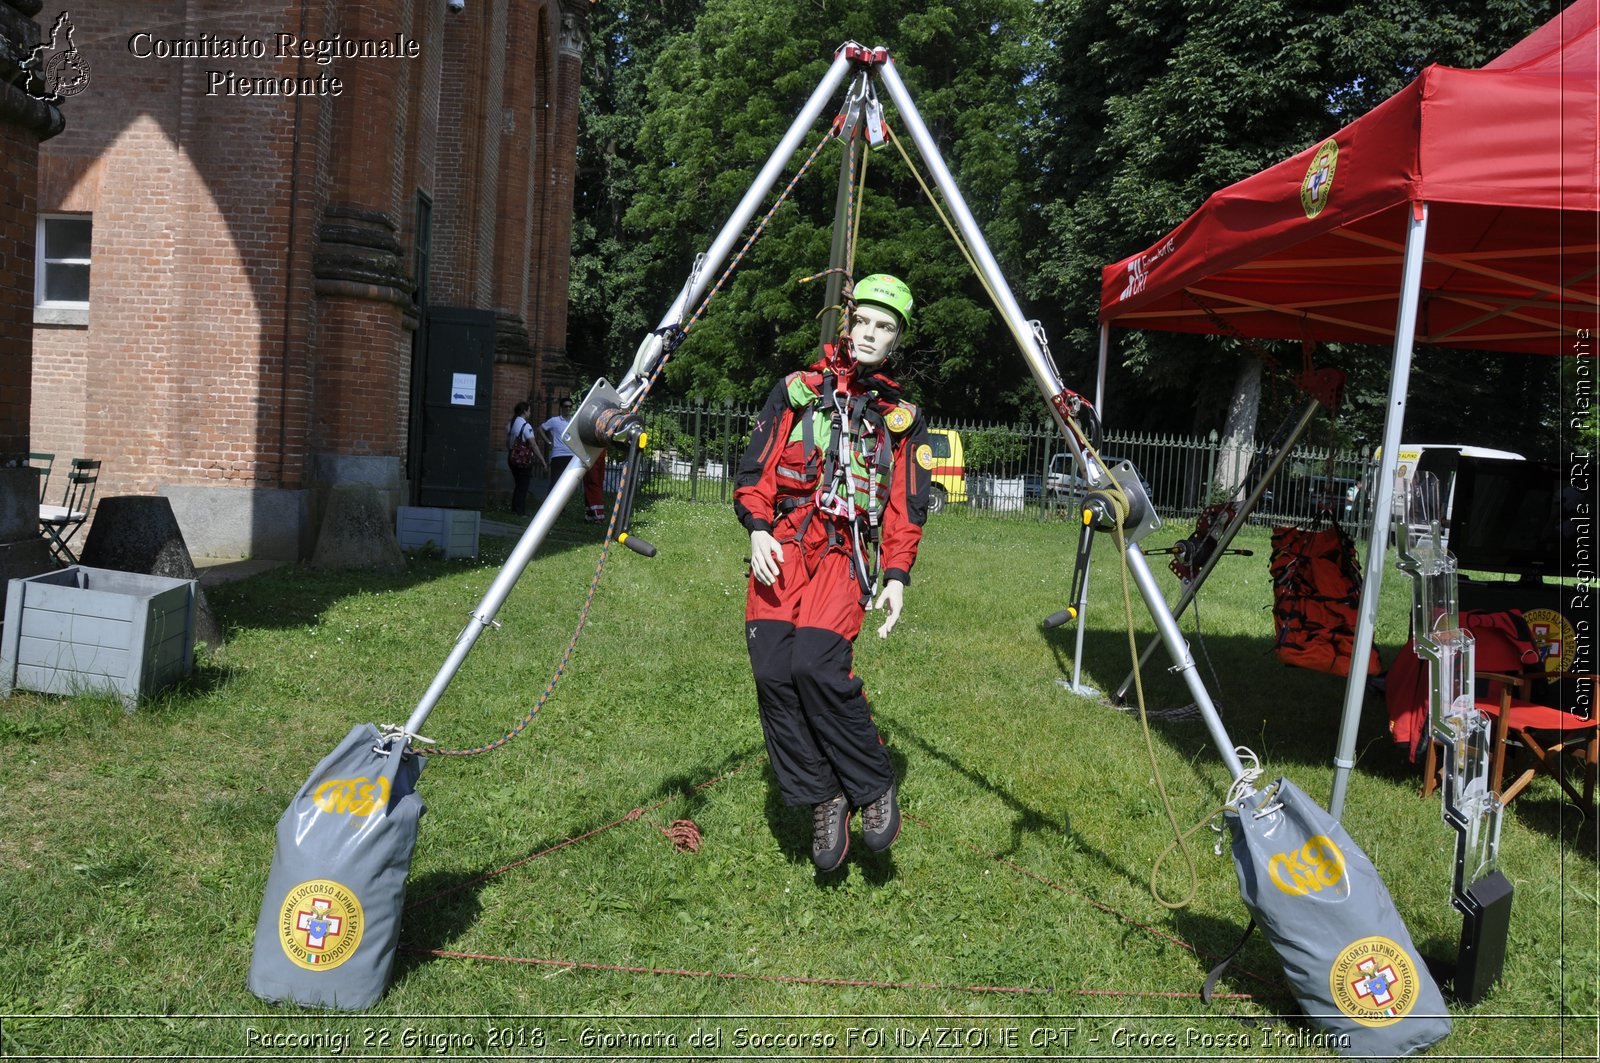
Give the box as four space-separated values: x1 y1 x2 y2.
861 780 900 853
811 793 850 872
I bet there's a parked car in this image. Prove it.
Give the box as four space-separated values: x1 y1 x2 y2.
1045 453 1153 505
923 428 968 514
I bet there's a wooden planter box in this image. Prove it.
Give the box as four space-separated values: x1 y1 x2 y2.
1 566 197 709
395 506 480 559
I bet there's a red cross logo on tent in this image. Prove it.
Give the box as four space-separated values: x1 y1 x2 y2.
1352 957 1398 1008
295 897 344 956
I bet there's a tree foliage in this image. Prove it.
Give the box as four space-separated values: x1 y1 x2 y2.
570 0 1568 449
1026 0 1562 445
571 0 1041 418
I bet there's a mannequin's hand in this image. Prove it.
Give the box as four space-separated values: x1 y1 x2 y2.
749 530 784 585
873 579 906 639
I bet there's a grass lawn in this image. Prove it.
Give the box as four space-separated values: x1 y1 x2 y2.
0 497 1594 1058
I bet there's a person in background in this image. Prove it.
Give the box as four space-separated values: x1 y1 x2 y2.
505 400 539 517
540 397 577 487
583 451 608 524
539 395 611 523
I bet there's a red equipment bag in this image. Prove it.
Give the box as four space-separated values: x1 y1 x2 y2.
1269 521 1379 678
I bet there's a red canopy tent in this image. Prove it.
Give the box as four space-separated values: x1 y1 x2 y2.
1100 1 1597 355
1095 0 1599 816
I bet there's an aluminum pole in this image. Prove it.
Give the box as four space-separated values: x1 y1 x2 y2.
1059 324 1113 697
878 55 1241 779
403 459 588 737
1062 556 1097 697
622 50 855 402
1112 397 1323 704
818 78 868 353
1123 543 1246 779
1328 203 1429 821
1095 323 1110 411
875 59 1105 484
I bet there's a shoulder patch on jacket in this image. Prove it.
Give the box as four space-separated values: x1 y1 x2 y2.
882 402 917 434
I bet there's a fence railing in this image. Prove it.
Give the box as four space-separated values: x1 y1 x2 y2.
618 399 1378 532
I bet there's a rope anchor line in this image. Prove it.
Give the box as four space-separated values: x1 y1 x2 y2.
402 756 1285 1002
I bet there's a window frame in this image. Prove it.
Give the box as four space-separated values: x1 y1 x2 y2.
35 212 92 326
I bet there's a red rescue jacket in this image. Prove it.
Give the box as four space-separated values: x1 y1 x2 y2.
733 358 932 587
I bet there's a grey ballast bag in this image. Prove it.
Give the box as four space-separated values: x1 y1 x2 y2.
248 724 425 1009
1226 777 1451 1059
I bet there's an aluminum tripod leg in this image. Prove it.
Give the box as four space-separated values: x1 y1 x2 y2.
878 55 1241 777
876 61 1086 456
395 54 862 738
623 49 855 401
1060 553 1099 697
1121 542 1245 779
402 460 587 737
1111 398 1322 704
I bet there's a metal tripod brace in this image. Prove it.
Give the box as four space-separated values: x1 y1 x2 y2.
398 43 1246 784
1104 371 1342 706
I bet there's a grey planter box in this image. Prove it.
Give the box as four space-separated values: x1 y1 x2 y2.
1 566 197 709
395 506 480 559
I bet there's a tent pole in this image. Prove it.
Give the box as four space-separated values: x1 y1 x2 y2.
1328 202 1429 821
1095 323 1109 410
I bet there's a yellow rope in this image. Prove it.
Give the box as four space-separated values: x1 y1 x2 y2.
884 126 1004 313
848 142 867 277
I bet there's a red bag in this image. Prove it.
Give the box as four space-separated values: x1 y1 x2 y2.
1269 521 1379 678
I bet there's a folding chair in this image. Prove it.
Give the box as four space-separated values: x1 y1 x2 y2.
38 458 100 566
1420 610 1597 808
1481 672 1598 808
29 452 53 501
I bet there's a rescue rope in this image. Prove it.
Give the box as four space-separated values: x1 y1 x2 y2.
426 455 638 757
626 126 842 414
1109 511 1267 912
404 756 764 912
401 756 1285 1000
883 125 1003 314
1106 493 1206 911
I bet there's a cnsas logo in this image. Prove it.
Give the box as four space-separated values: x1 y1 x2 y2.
312 776 390 816
1268 835 1348 896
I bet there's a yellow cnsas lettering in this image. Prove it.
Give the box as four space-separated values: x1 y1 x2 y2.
312 776 390 816
1267 835 1346 896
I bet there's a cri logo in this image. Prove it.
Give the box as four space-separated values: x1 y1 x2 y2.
1267 834 1348 896
312 776 390 816
1300 139 1339 219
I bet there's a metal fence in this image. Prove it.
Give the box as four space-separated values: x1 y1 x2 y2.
619 399 1378 532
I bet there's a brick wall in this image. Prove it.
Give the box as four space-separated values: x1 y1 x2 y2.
29 0 586 556
0 122 38 458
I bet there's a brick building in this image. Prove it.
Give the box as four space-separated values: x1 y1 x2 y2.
24 0 587 561
1 0 65 587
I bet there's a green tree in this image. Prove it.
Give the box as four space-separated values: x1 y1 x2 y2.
1027 0 1560 445
568 2 705 382
607 0 1043 418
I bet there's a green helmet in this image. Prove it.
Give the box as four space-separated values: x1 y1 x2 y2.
853 273 913 331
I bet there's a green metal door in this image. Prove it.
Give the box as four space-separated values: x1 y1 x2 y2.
415 308 496 508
